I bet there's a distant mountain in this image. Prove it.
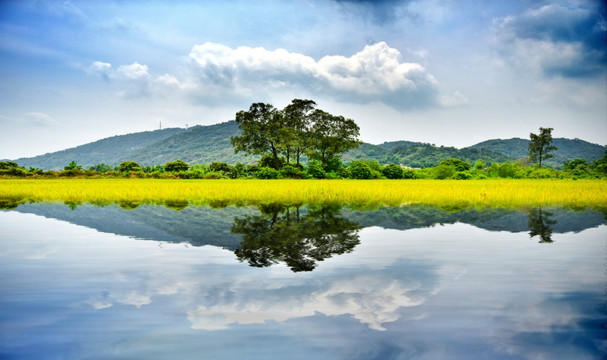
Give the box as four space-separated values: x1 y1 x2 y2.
343 142 512 167
14 127 185 170
124 121 256 166
470 138 607 168
10 121 607 170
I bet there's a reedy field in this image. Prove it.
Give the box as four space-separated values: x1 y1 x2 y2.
1 178 606 209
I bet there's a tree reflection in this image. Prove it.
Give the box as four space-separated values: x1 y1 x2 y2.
528 207 557 243
232 203 361 272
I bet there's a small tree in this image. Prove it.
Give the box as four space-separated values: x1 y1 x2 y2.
439 158 471 172
64 161 82 171
529 127 557 168
164 159 189 172
382 164 403 179
349 162 372 179
118 161 141 173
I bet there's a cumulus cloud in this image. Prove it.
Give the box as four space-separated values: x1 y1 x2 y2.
86 61 153 98
189 42 439 109
492 3 607 78
117 62 149 79
187 274 426 331
87 61 112 80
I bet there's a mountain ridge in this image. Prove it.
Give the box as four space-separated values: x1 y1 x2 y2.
9 121 606 170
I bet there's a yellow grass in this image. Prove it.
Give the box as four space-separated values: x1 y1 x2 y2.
1 178 606 209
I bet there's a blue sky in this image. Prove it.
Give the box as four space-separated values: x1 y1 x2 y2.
1 0 605 159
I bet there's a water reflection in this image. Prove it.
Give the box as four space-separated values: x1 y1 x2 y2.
232 204 361 272
2 199 606 272
528 207 557 243
1 200 606 359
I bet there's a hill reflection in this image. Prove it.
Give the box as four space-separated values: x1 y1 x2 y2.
3 199 606 271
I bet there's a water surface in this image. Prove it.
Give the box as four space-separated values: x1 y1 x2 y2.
1 202 605 359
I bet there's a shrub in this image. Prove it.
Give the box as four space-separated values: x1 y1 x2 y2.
306 161 326 179
324 157 343 173
203 172 224 179
439 158 471 172
474 159 486 170
64 161 83 171
229 163 246 179
0 161 19 170
453 171 473 180
279 165 305 179
118 161 141 173
209 161 231 173
402 169 417 179
431 164 455 179
382 164 403 179
336 167 350 179
164 159 189 172
255 167 279 179
8 167 28 177
258 155 284 170
59 169 83 177
349 162 372 179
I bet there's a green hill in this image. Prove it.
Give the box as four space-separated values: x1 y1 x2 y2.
14 127 185 170
343 142 512 167
9 121 606 170
124 121 258 166
470 138 607 168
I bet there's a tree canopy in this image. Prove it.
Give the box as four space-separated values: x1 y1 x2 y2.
231 99 361 169
529 127 557 168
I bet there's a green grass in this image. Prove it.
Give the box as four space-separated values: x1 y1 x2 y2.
1 178 606 209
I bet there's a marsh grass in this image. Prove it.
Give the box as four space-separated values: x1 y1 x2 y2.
1 178 606 209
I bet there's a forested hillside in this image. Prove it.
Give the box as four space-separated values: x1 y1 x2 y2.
471 138 607 168
344 142 512 167
9 121 606 170
124 121 257 166
14 128 185 170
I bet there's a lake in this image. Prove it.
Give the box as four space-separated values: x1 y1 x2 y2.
1 202 605 359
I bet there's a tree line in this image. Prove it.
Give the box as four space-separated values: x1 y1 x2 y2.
1 101 606 180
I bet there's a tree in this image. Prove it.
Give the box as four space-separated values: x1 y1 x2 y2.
529 127 557 168
281 99 316 166
439 158 471 172
118 161 141 173
64 161 82 171
231 103 284 169
307 109 361 167
164 159 189 172
382 164 403 179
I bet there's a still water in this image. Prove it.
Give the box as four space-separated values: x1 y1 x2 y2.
1 202 605 359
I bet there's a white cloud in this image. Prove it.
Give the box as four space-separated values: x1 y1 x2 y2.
87 61 112 78
187 274 425 331
188 42 439 109
117 62 149 79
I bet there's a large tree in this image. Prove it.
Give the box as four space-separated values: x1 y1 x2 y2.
307 109 361 167
528 127 557 168
231 103 284 169
281 99 316 166
231 99 361 169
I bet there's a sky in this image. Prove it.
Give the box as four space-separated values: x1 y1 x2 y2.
0 0 605 159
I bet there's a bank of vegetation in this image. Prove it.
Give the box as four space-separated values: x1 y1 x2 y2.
2 100 606 181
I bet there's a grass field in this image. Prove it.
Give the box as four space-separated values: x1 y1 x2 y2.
1 178 606 209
